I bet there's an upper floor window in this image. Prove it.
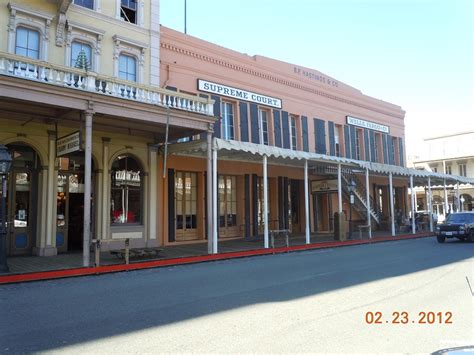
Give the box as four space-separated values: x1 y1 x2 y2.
221 101 235 140
431 166 438 173
334 125 341 157
259 109 269 145
373 133 379 162
290 116 297 150
71 41 92 69
15 27 39 59
355 129 362 160
74 0 94 9
390 137 396 164
121 0 137 24
118 54 137 81
445 165 452 175
459 163 467 177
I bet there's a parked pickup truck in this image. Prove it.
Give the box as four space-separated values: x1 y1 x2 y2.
436 212 474 243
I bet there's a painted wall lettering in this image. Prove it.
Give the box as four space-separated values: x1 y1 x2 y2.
198 79 282 109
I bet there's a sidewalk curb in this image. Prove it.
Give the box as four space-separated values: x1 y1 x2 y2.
0 233 434 285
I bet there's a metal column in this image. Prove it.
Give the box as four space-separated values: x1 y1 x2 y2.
410 175 415 234
304 160 310 244
207 132 213 254
337 164 342 213
212 148 218 254
443 179 449 215
456 181 460 212
83 110 93 267
428 177 433 232
365 168 371 239
263 155 269 248
389 172 395 236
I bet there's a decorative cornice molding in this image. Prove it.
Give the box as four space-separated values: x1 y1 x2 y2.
161 41 405 120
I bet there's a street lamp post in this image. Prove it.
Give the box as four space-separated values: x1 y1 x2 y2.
0 145 12 273
347 178 356 239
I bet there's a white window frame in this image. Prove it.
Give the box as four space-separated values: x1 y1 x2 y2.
458 163 467 177
7 3 52 61
118 53 138 82
113 35 147 84
72 0 102 11
258 109 269 146
65 22 104 72
15 26 40 59
116 0 144 27
290 116 297 150
221 101 235 140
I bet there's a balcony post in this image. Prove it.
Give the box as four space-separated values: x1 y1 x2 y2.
389 172 395 236
304 160 310 244
83 108 93 267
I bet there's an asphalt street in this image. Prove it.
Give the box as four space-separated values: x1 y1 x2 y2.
1 237 473 353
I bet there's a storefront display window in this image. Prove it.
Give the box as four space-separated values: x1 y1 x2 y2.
110 155 142 224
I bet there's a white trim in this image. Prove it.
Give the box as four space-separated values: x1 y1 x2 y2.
7 4 52 61
66 22 104 71
113 34 147 84
116 0 145 27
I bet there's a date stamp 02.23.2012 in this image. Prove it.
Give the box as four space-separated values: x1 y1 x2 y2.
364 311 453 325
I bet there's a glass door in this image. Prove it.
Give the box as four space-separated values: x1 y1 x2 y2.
7 171 32 254
219 175 238 238
175 171 198 241
6 144 39 256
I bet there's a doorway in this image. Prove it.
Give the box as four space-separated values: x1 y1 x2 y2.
5 144 40 256
56 154 94 252
313 192 333 233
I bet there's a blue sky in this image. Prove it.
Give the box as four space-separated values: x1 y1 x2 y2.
160 0 474 160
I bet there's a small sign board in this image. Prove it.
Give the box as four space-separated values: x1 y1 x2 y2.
346 116 390 134
311 179 338 192
56 131 82 157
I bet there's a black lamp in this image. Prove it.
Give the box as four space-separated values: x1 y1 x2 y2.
0 144 12 273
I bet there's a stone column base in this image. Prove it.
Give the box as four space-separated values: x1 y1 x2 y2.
34 246 58 257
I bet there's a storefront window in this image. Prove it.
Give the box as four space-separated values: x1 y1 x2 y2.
175 171 197 230
219 175 237 228
110 156 142 224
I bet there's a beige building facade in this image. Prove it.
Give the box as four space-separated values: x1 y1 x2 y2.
0 1 214 261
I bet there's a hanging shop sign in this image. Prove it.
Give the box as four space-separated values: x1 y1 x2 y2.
198 79 282 109
56 131 82 157
346 116 390 134
311 179 338 192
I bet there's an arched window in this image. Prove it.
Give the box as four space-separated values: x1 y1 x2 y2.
110 155 142 224
15 27 40 59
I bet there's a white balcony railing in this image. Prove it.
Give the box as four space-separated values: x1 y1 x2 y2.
0 52 214 117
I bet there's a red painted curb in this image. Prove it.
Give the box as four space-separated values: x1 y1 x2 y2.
0 233 433 285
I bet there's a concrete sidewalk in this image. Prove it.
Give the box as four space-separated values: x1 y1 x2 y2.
1 231 434 284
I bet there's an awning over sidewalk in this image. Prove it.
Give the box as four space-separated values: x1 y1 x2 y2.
167 138 474 187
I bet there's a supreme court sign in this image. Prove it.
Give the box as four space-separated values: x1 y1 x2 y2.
56 131 82 157
198 79 282 109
